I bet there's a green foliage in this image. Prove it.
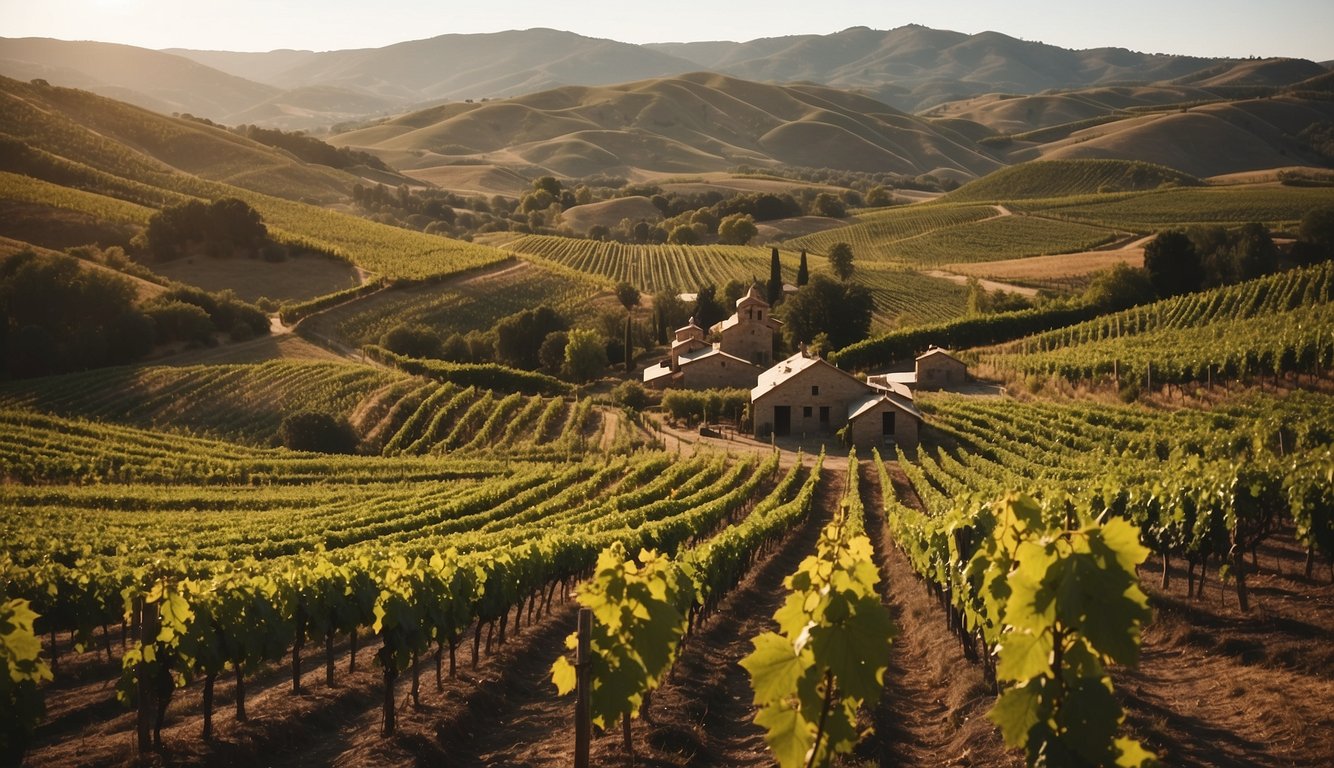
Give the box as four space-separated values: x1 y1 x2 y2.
984 262 1334 386
827 242 854 281
146 198 267 260
718 213 759 245
277 410 359 454
768 247 784 305
781 274 873 351
563 328 608 383
380 323 443 359
0 598 52 765
551 544 693 728
367 345 571 396
742 451 894 768
495 306 567 370
833 303 1102 371
615 282 640 311
660 388 749 425
144 299 215 345
613 381 649 412
976 495 1155 768
0 250 155 376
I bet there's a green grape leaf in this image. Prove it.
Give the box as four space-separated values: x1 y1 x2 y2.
754 698 812 768
1115 736 1159 767
995 629 1053 683
990 680 1046 748
551 655 576 696
741 631 810 706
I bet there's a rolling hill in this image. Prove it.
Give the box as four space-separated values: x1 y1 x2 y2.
0 37 406 130
648 25 1236 112
329 72 1003 180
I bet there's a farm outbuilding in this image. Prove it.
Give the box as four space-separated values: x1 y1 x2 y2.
751 350 921 449
915 347 968 390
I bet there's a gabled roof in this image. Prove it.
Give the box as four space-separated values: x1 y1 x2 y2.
642 361 676 385
847 391 924 423
870 372 917 387
916 347 965 365
867 377 915 400
752 351 864 400
680 346 761 368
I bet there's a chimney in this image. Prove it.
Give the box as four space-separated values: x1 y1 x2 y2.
799 342 808 357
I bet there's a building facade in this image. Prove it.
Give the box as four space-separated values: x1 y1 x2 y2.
643 284 781 390
751 350 922 449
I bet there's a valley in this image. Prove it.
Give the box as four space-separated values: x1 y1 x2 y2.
1 16 1332 768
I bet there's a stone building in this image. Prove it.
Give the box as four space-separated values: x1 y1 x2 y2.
642 285 780 390
751 350 921 449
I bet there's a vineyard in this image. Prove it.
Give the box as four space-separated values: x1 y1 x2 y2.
310 261 604 347
502 234 972 332
0 360 602 460
1010 185 1334 230
984 262 1334 386
791 203 1126 265
503 235 779 294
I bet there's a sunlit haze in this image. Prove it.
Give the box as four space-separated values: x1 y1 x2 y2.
3 0 1332 61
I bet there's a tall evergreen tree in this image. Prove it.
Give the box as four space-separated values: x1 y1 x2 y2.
796 250 809 286
767 247 783 305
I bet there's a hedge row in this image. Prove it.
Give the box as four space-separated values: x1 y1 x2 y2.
364 345 571 396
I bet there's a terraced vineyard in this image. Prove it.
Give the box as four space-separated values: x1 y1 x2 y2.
1012 185 1334 230
983 262 1334 385
0 361 601 459
790 203 996 259
0 361 394 445
503 235 783 293
315 261 604 347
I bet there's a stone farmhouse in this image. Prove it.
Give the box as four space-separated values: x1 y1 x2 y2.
751 350 923 449
642 285 781 390
869 347 969 392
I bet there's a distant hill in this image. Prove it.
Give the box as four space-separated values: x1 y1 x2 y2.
1020 97 1334 178
0 37 406 130
648 25 1230 111
0 75 356 203
329 72 1002 180
0 37 278 118
7 26 1329 132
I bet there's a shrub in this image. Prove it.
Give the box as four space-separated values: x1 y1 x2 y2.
613 380 649 411
278 410 359 454
380 323 443 359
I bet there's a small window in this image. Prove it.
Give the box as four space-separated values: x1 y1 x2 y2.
811 385 820 396
803 406 812 418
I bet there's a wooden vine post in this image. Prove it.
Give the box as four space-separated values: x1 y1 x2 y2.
574 607 592 768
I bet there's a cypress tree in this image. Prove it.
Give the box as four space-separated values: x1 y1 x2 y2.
767 247 783 305
796 249 809 286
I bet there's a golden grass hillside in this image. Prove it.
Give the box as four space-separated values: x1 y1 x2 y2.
1026 97 1334 178
330 73 1002 179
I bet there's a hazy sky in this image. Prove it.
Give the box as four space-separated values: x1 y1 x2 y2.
4 0 1332 61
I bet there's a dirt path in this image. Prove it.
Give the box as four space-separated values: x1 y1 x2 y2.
859 460 1019 768
921 269 1040 298
626 467 840 766
1118 536 1334 767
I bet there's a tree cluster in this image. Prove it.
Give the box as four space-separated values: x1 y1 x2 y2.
144 198 268 261
1145 223 1286 298
0 251 269 377
232 124 391 172
778 274 874 352
376 303 615 384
